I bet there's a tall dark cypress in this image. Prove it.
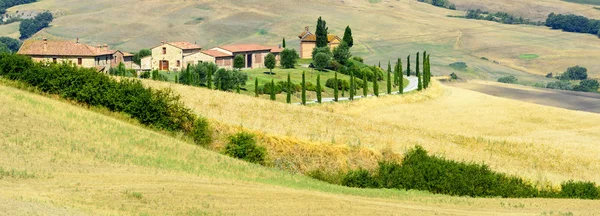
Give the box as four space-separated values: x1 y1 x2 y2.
301 71 307 105
286 73 292 103
387 61 392 94
282 38 286 48
363 71 368 97
427 54 431 88
423 51 428 89
373 69 379 97
270 79 276 101
417 52 422 91
316 74 322 103
349 70 355 100
406 55 411 77
334 71 339 102
315 17 328 48
398 58 404 94
255 78 259 97
342 25 354 47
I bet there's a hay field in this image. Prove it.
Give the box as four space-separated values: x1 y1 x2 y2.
5 84 600 215
4 0 600 80
142 79 600 187
451 0 600 21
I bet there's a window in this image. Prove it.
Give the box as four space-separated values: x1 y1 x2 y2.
177 60 181 67
77 58 82 65
162 47 166 54
52 58 57 63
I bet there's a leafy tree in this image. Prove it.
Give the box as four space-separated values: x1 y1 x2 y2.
224 132 265 165
0 37 21 53
270 79 276 101
282 37 286 48
301 71 307 105
315 16 329 48
19 11 53 40
316 74 322 103
265 53 276 74
313 52 331 71
343 25 354 47
213 68 248 91
416 52 422 91
132 49 151 65
562 66 588 80
574 79 599 92
0 44 9 54
545 13 600 37
287 74 292 103
387 61 392 94
406 55 411 76
332 42 352 66
233 54 245 71
280 48 299 69
334 71 339 102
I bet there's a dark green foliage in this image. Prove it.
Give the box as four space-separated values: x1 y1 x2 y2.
406 55 411 76
560 181 600 199
286 74 292 103
546 81 573 90
573 79 599 92
233 54 245 70
465 9 540 25
449 62 468 70
332 42 352 66
0 37 21 53
255 78 259 97
19 11 53 39
207 67 213 89
315 16 329 48
352 56 363 63
373 71 379 97
398 58 404 94
386 61 392 94
562 66 588 80
417 52 422 91
313 52 331 71
316 74 322 103
270 79 276 101
349 70 355 100
265 53 276 74
342 25 354 47
280 48 299 69
334 71 339 102
498 75 518 84
191 117 212 146
450 72 459 80
0 0 36 17
363 71 368 97
301 71 307 105
108 62 134 77
213 68 248 91
339 64 382 82
132 49 151 65
341 169 379 188
282 37 286 48
0 53 205 141
179 62 218 87
224 132 266 165
546 13 600 36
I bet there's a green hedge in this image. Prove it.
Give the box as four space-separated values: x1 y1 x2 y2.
0 53 210 145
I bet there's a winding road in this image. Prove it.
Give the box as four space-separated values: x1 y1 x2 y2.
304 76 419 104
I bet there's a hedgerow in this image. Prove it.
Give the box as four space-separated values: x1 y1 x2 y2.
0 53 210 145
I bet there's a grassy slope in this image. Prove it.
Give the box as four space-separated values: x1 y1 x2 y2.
4 84 600 215
451 0 600 21
4 0 600 82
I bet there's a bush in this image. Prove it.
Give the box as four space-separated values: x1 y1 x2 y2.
224 132 266 165
497 75 518 84
573 79 599 92
280 48 299 69
562 66 588 80
560 181 600 199
450 72 459 80
313 52 331 71
342 169 379 188
449 62 468 71
326 78 350 90
332 42 352 66
352 56 364 63
546 81 573 90
190 117 212 147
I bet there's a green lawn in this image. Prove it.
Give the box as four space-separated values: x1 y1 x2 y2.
519 54 539 60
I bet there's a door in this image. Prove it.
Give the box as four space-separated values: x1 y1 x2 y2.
247 54 252 68
159 60 169 70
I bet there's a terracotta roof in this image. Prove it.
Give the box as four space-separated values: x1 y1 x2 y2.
18 40 113 57
218 44 271 53
268 46 284 53
121 51 134 57
168 42 202 50
201 49 232 58
300 34 341 43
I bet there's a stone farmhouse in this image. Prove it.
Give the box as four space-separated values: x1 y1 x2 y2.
17 38 136 72
192 44 280 70
148 41 203 71
298 26 341 59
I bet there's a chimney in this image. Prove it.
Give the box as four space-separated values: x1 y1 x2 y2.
103 44 108 52
43 38 47 52
161 41 165 45
305 26 309 32
278 44 281 49
76 38 79 44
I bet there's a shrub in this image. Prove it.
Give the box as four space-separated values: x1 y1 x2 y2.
546 81 573 90
326 78 350 90
224 132 266 165
332 42 352 66
562 66 588 80
449 62 468 71
573 79 599 92
280 48 299 69
560 181 600 199
497 75 518 84
190 117 212 146
450 72 459 80
341 169 379 188
263 81 282 94
313 52 331 71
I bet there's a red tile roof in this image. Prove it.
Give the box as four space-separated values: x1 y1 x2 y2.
268 46 284 53
168 42 202 50
218 44 271 53
301 35 341 43
201 49 232 58
18 40 113 56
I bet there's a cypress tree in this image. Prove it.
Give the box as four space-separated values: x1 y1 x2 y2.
398 58 404 94
378 62 381 69
387 61 392 94
373 70 379 97
343 25 354 47
255 78 259 97
286 73 292 103
350 70 355 100
334 71 339 102
301 71 307 105
316 74 322 103
427 54 431 88
282 37 286 48
270 79 276 101
423 51 428 89
406 55 411 77
175 75 178 84
393 60 399 88
315 17 329 48
417 52 422 91
363 71 368 97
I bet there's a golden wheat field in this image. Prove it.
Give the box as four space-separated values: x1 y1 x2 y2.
2 82 600 215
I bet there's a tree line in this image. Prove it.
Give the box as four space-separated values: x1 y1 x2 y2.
0 36 21 53
0 0 36 18
19 11 52 39
546 13 600 37
464 9 543 26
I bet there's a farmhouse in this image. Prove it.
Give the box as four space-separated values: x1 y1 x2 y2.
150 41 202 71
194 44 276 69
298 26 341 59
17 38 135 72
